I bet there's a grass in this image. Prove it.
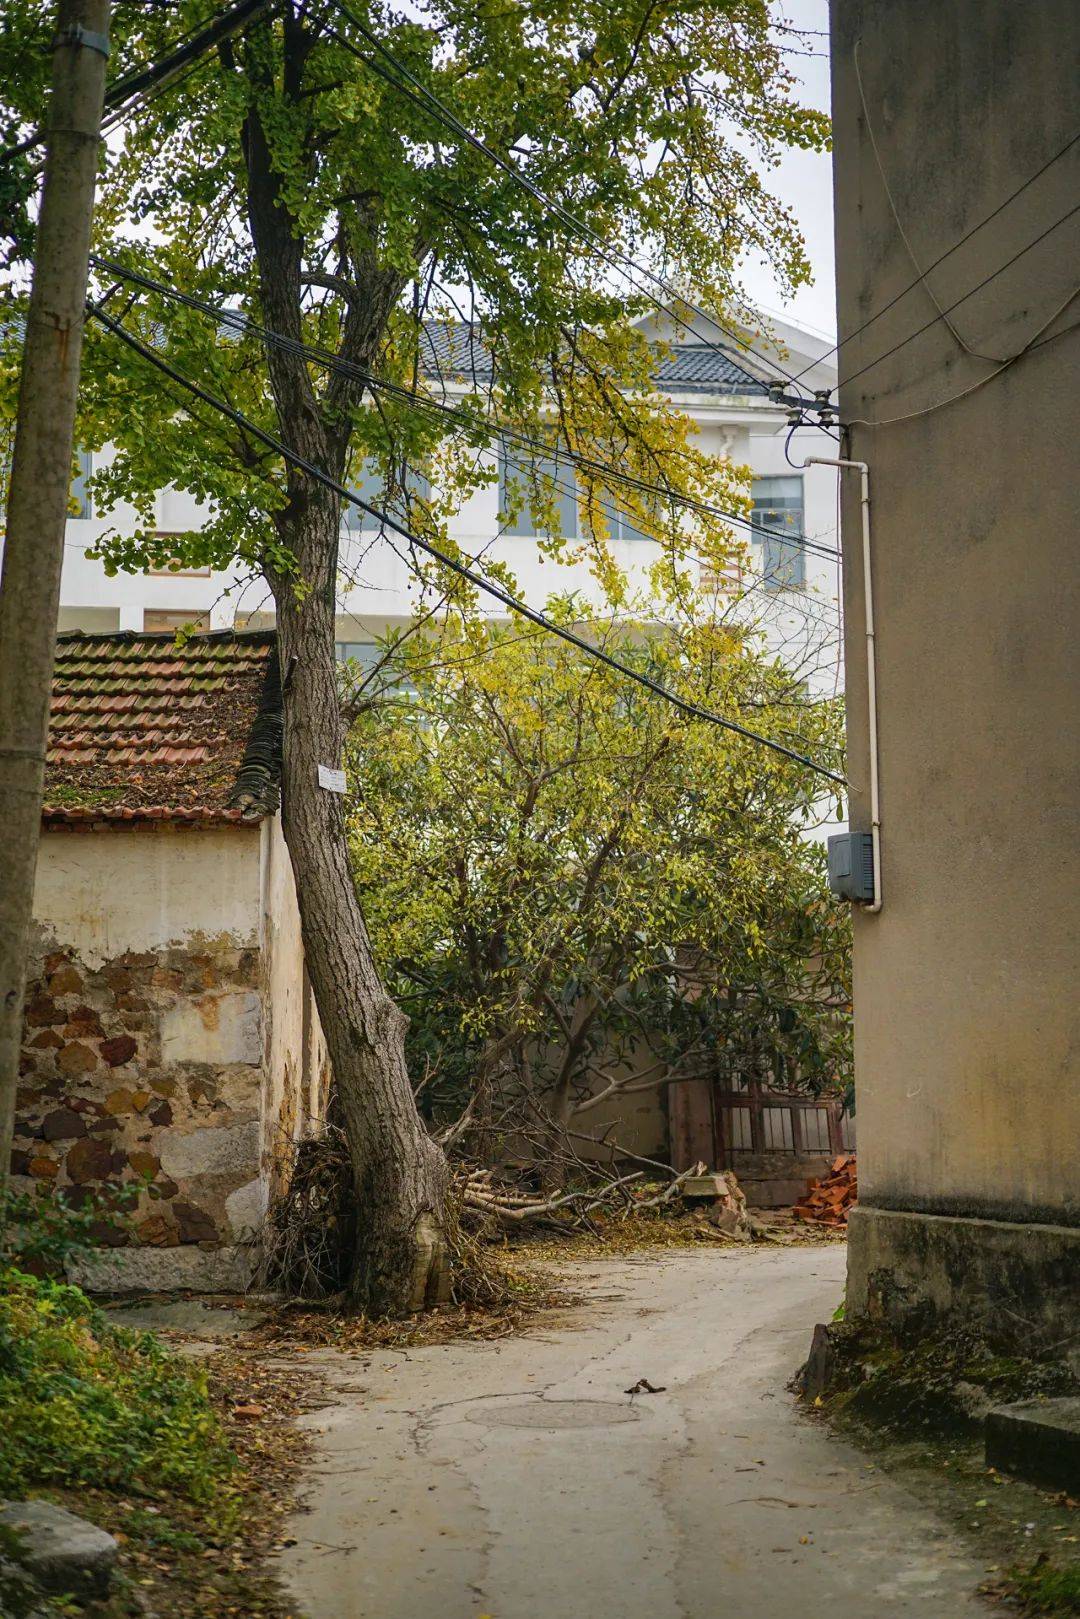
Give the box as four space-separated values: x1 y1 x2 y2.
0 1265 313 1617
1009 1557 1080 1616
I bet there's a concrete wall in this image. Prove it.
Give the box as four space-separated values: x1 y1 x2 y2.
830 3 1080 1238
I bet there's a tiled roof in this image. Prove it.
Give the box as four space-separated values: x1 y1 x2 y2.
43 630 282 825
419 321 768 396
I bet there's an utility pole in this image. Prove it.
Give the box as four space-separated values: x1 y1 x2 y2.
0 0 111 1187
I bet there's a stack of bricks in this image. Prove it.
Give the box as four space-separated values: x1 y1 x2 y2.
793 1153 857 1227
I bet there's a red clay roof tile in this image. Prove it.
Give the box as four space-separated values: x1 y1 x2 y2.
44 630 280 823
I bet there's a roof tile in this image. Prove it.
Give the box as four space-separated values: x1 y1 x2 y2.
418 320 769 395
44 629 282 824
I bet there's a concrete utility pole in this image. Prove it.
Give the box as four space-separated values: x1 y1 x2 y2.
0 0 111 1186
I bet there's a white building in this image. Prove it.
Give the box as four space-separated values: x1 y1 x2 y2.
35 314 842 699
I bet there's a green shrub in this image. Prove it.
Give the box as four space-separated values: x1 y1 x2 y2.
1 1184 135 1275
0 1266 238 1511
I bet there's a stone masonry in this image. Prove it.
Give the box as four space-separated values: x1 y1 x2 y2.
13 927 266 1263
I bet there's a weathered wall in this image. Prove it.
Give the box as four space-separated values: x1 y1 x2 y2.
32 821 262 967
17 818 331 1289
830 3 1080 1232
16 824 267 1287
259 813 330 1202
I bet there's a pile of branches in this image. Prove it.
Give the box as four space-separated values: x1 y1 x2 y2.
257 1125 357 1299
257 1121 715 1301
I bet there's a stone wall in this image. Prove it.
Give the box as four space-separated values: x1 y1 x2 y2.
16 818 330 1291
14 924 267 1285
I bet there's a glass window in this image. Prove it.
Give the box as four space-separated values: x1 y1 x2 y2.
599 493 658 544
335 641 417 700
70 449 93 520
498 444 577 538
144 609 208 632
751 475 805 590
344 458 430 534
334 641 379 669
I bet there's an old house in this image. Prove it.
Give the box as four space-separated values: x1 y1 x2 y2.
12 628 328 1290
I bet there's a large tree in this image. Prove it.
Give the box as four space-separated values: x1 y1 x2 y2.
0 1 829 1310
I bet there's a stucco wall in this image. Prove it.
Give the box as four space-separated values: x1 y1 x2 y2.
32 822 262 966
830 0 1080 1225
259 814 330 1198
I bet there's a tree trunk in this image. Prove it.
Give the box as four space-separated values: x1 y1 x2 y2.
238 10 450 1313
269 485 450 1315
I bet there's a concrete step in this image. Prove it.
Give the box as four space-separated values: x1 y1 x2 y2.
985 1397 1080 1492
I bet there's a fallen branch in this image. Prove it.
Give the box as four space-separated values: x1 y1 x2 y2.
626 1161 708 1215
460 1166 644 1223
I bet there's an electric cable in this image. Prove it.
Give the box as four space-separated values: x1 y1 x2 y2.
3 0 275 165
104 0 275 114
789 128 1080 385
853 38 1005 366
839 202 1080 394
845 280 1080 430
321 1 810 398
88 251 842 562
87 297 846 786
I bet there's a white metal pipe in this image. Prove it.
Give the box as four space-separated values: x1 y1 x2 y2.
801 455 882 912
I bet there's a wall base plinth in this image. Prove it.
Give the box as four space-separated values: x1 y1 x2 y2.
847 1206 1080 1353
68 1243 259 1295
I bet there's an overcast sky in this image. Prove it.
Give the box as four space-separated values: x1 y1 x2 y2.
740 0 836 339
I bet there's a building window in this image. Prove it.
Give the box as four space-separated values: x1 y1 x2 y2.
335 641 379 670
144 609 208 632
335 641 416 700
70 449 93 520
751 476 805 590
498 444 577 538
596 493 655 544
343 459 430 534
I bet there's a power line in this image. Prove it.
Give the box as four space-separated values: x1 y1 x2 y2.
104 0 275 115
87 252 842 562
845 280 1080 430
3 0 275 165
322 1 812 400
790 127 1080 385
839 202 1080 394
88 298 846 786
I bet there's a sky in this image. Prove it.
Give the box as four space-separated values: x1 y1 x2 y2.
740 0 837 340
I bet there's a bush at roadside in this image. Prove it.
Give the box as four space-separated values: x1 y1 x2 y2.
0 1264 238 1513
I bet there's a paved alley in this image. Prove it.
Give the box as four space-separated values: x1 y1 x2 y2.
280 1247 1002 1618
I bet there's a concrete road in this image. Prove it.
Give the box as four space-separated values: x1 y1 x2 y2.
280 1246 1002 1618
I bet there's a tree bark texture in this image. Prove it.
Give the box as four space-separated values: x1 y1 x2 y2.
273 526 451 1313
0 0 110 1187
241 12 450 1313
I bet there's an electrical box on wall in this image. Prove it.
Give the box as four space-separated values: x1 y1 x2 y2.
828 832 876 903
